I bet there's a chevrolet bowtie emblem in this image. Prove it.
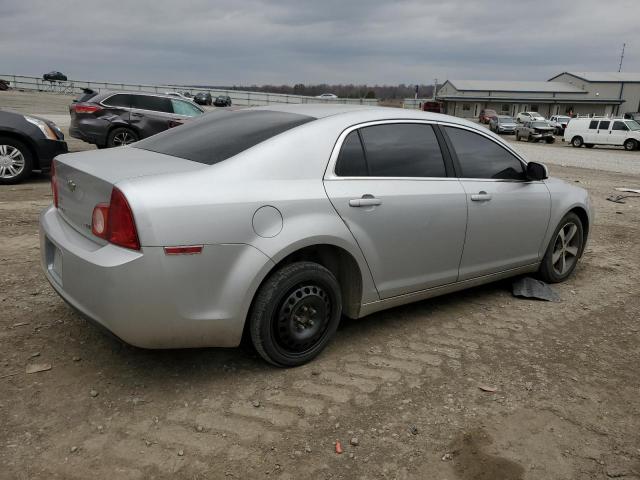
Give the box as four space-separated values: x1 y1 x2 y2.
67 179 77 192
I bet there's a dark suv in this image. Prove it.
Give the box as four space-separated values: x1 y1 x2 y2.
69 91 204 148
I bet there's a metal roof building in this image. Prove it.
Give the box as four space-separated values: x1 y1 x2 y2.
435 73 639 119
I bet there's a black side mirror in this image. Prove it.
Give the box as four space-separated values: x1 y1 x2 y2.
526 161 548 181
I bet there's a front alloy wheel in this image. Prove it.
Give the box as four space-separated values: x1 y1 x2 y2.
0 137 33 184
539 212 584 283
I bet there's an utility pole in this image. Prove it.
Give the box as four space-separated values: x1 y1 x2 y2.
618 43 626 72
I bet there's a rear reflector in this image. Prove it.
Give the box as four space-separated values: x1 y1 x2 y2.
164 246 203 255
73 103 102 114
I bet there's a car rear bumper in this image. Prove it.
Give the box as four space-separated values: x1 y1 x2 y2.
40 206 273 349
69 118 110 146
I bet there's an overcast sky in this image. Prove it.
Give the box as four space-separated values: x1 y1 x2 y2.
2 0 639 86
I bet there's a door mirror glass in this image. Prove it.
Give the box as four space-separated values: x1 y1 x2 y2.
526 161 548 181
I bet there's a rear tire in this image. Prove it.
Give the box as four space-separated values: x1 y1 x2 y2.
249 261 342 367
107 127 138 148
538 212 584 283
0 137 33 185
546 137 555 144
624 139 638 151
571 136 583 148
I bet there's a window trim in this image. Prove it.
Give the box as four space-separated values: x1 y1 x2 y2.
100 92 203 117
438 123 533 183
325 120 456 181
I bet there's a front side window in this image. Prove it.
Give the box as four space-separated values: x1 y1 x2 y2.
335 131 367 176
359 124 447 177
598 120 610 130
132 95 172 113
171 100 203 117
612 121 628 131
102 94 132 108
444 127 525 180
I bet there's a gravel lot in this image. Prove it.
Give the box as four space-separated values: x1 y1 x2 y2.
1 91 640 480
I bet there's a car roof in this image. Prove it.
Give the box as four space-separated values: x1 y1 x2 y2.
93 90 188 100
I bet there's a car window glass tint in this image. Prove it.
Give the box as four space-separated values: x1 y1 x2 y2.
359 124 446 177
134 110 314 165
133 95 172 113
335 131 367 176
102 94 132 108
444 127 525 180
589 120 599 129
598 121 610 130
612 121 628 131
171 100 202 117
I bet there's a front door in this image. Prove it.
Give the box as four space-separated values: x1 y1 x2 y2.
609 120 629 146
441 126 551 280
324 123 468 299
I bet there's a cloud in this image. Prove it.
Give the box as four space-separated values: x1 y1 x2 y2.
0 0 638 85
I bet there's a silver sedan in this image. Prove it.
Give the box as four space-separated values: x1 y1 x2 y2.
40 105 592 366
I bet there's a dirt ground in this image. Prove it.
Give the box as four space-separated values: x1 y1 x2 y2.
1 91 640 480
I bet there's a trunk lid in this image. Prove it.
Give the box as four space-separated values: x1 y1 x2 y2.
54 146 206 241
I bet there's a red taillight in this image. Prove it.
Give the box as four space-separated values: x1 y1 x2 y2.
51 161 59 208
91 188 140 250
73 103 102 114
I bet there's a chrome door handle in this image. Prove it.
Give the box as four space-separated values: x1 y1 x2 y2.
349 195 382 207
471 191 492 202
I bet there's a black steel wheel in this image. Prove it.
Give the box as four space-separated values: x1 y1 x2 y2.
249 261 342 367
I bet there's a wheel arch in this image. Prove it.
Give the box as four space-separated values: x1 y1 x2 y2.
0 130 39 169
568 206 590 249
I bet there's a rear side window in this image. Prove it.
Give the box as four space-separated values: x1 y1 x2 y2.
102 94 132 108
359 124 446 177
589 120 599 129
598 120 610 130
612 121 628 131
335 131 367 176
132 95 172 113
134 110 314 165
444 127 525 180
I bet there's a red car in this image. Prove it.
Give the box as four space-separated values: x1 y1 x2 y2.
479 109 498 124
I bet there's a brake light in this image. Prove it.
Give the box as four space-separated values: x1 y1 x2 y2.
90 188 140 250
73 103 102 114
51 161 58 208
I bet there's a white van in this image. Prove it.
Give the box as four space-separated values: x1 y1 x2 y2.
564 118 640 150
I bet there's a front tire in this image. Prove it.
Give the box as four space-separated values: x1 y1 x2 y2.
249 261 342 367
0 137 33 184
538 213 584 283
624 139 638 151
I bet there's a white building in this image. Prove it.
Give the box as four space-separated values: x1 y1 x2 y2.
436 72 640 119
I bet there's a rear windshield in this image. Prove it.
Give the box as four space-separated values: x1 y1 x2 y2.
75 89 98 103
133 110 315 165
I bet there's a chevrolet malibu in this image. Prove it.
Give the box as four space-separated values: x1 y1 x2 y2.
40 105 591 367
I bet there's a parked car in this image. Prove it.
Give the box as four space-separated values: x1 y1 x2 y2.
548 115 571 135
516 111 545 123
624 112 640 122
479 109 498 124
43 71 68 82
193 92 213 106
69 91 204 149
0 79 10 91
421 101 443 113
516 121 555 143
489 115 517 134
316 93 338 99
214 95 232 107
0 109 67 184
42 106 591 366
564 117 640 150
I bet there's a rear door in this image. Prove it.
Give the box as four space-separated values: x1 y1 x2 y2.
323 122 468 299
129 94 178 138
442 125 551 280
